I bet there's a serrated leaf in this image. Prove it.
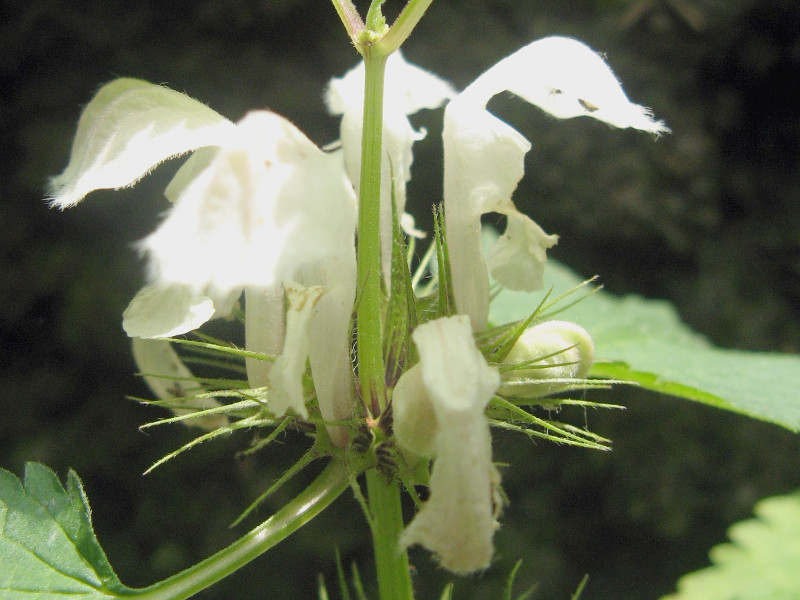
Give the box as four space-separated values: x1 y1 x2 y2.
662 490 800 600
490 261 800 432
1 459 352 600
0 463 131 599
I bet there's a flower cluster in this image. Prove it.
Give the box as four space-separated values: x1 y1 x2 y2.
49 36 665 574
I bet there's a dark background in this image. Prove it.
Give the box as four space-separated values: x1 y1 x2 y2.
2 1 800 598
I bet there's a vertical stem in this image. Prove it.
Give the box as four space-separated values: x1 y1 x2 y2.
357 47 414 600
366 470 414 600
356 49 388 416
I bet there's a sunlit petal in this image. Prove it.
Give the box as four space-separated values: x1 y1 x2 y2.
142 110 356 298
122 284 216 339
244 285 285 389
49 78 235 208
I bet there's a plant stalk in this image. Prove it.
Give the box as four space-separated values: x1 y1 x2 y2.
357 42 415 600
135 461 349 600
366 470 414 600
356 47 389 417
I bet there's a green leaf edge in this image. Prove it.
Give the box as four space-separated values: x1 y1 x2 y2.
662 489 800 600
1 460 350 600
0 462 131 599
490 260 800 434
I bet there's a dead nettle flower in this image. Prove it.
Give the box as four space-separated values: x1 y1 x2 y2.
392 315 502 574
443 36 670 330
47 79 357 437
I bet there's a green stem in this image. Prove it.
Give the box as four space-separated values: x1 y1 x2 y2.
134 461 349 600
377 0 435 54
356 48 389 417
329 0 365 45
366 470 414 600
357 42 415 600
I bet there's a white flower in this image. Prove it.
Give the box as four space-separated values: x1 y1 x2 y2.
443 36 669 330
49 79 358 429
326 51 454 278
393 315 501 573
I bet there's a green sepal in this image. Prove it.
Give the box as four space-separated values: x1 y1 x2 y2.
478 287 553 363
433 203 457 318
383 174 419 391
503 560 537 600
230 445 318 527
439 583 455 600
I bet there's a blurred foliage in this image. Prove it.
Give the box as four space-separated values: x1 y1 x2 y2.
2 1 799 599
664 490 800 600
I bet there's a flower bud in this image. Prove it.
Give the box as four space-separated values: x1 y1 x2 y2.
500 320 594 398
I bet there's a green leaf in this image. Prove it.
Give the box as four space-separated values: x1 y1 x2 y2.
662 490 800 600
0 462 131 599
2 459 351 600
490 261 800 432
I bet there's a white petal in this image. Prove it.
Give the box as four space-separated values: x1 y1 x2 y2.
268 284 324 418
412 316 499 412
392 364 437 457
443 108 530 329
122 284 216 338
306 270 356 448
131 337 228 430
326 52 454 279
400 212 427 239
401 411 496 574
458 36 670 134
326 50 454 120
142 110 357 299
398 316 501 573
49 78 236 208
444 36 668 330
164 146 220 203
244 285 285 389
486 211 559 291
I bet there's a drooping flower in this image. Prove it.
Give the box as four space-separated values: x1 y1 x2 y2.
326 51 454 278
393 315 501 573
443 36 670 330
48 79 357 433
